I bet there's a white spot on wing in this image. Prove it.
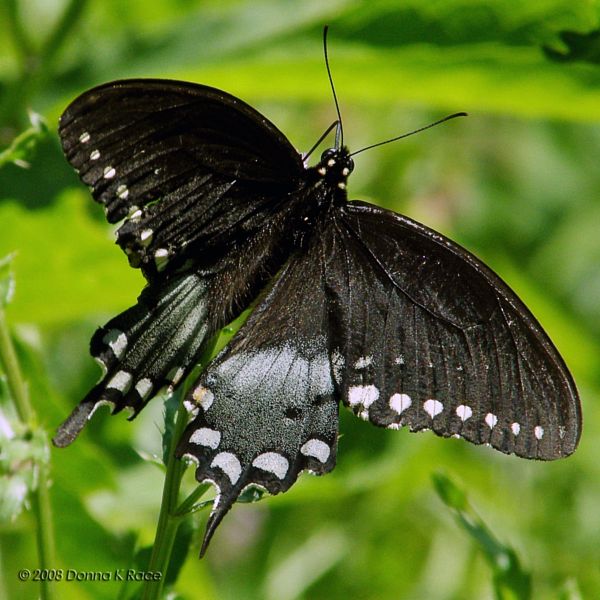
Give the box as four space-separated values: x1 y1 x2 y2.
354 356 372 369
102 328 127 359
90 149 100 160
300 439 330 463
135 378 153 400
181 452 199 466
389 393 411 414
103 166 116 179
511 422 521 436
485 413 498 429
394 355 405 365
348 385 379 408
140 229 153 245
534 425 544 440
190 427 221 449
423 399 443 418
252 452 289 479
183 400 199 416
456 404 472 421
79 131 90 143
192 386 214 411
167 367 184 385
211 452 242 484
106 370 132 393
155 248 169 271
331 349 344 384
117 184 129 199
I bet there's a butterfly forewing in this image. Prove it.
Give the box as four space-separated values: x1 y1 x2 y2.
328 202 580 459
59 79 303 279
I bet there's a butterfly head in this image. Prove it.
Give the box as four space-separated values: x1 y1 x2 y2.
316 147 354 190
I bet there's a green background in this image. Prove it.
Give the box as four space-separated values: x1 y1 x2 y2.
1 0 599 598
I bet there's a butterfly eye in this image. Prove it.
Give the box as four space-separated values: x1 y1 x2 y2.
345 157 354 175
320 148 337 163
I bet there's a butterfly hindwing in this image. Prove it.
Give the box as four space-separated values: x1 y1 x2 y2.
176 226 338 554
59 79 304 279
53 272 213 446
327 201 580 460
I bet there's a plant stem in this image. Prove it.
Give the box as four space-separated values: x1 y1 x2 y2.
0 308 33 423
0 309 56 600
141 396 189 600
141 337 219 598
174 483 211 517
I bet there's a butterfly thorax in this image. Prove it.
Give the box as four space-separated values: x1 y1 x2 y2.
311 147 354 195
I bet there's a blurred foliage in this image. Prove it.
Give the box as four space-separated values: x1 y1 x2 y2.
1 0 600 599
433 473 532 600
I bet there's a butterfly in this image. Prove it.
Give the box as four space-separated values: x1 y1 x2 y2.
53 32 581 555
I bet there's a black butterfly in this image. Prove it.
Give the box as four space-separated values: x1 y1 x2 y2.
54 41 581 555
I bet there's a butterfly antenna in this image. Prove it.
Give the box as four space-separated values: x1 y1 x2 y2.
323 25 344 148
350 112 468 157
304 120 339 161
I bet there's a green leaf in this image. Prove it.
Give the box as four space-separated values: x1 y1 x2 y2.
0 408 49 522
0 191 143 325
434 472 532 600
0 112 48 169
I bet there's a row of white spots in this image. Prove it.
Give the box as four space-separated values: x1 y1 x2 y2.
78 132 132 216
351 385 545 440
190 432 329 480
206 450 292 485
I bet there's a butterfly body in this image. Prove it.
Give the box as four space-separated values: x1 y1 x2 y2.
54 77 580 554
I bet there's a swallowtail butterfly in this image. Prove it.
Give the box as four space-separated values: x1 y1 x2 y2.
54 30 581 555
